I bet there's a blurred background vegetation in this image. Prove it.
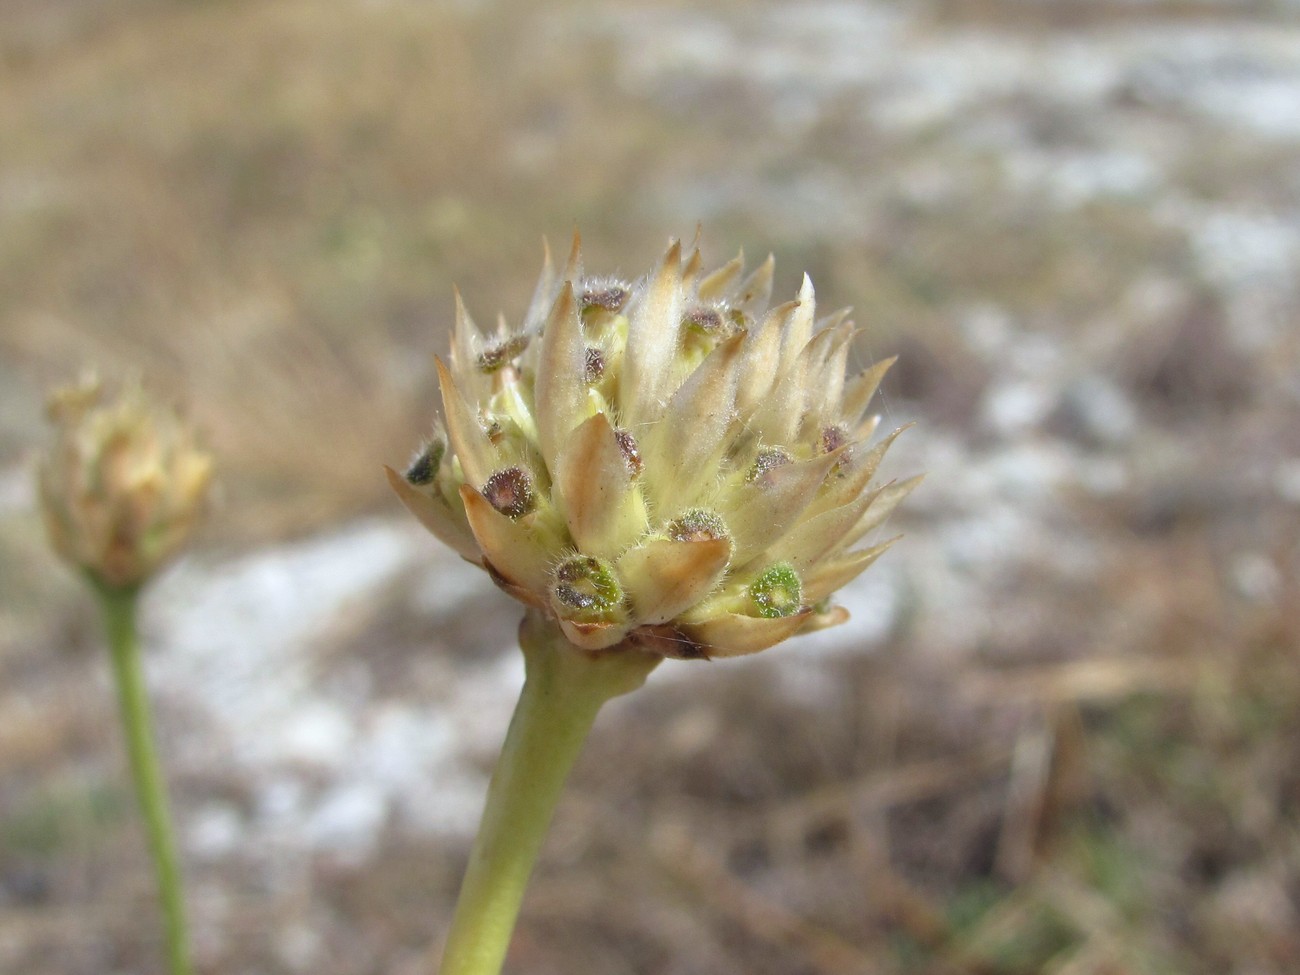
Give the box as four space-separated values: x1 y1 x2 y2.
2 0 1298 973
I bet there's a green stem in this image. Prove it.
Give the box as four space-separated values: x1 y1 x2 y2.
95 582 193 975
438 611 660 975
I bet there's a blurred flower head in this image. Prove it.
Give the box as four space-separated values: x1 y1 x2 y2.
391 232 918 657
39 374 213 591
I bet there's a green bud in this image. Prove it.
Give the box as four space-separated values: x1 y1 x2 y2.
748 562 803 619
551 555 624 622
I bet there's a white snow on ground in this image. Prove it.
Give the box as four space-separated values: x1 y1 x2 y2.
147 521 523 858
599 5 1300 143
138 511 915 856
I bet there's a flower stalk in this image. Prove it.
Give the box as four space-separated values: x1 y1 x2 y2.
393 232 916 972
37 375 210 975
94 580 193 975
437 612 659 975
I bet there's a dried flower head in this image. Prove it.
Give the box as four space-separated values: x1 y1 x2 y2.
389 233 918 658
39 375 213 591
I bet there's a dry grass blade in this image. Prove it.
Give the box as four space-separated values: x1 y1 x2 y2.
960 658 1196 707
746 747 1014 843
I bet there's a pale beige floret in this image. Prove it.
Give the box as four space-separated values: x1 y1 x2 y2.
391 233 919 658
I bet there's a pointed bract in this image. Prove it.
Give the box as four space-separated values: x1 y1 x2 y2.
837 474 925 554
842 356 897 427
682 610 812 658
643 332 744 515
806 424 912 518
522 238 557 333
698 251 744 304
726 448 844 565
623 239 683 427
619 537 731 625
780 275 817 369
386 466 479 561
436 358 499 488
735 300 797 418
460 485 552 598
734 253 775 318
451 288 483 378
764 486 881 572
555 412 648 560
803 538 899 603
533 283 590 469
561 229 583 285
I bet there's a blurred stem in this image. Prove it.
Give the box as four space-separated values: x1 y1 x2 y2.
437 611 660 975
95 582 193 975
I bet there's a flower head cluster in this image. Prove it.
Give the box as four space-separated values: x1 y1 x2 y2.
39 375 213 591
390 234 918 658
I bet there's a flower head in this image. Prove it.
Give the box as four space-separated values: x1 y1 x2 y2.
390 233 918 657
39 374 213 591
